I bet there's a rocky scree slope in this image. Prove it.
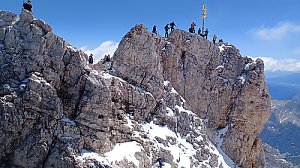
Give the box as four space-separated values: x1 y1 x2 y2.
0 10 271 168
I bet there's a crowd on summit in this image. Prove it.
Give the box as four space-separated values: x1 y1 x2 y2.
21 0 223 68
152 21 222 46
18 2 229 166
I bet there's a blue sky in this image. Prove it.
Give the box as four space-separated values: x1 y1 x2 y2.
1 0 300 71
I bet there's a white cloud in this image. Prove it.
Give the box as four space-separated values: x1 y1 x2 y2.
252 57 300 72
252 22 300 41
81 41 119 63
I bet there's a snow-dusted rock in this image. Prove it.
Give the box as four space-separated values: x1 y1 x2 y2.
112 24 271 168
0 11 271 168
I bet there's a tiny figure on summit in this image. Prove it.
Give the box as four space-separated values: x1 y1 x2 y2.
170 21 176 32
218 39 224 45
213 35 217 44
102 54 112 70
88 54 93 64
191 22 196 29
198 28 202 35
204 28 209 39
152 25 157 35
189 22 196 33
164 24 170 38
22 0 32 12
103 54 111 62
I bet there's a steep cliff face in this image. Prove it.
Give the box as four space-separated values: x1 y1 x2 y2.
113 25 271 168
0 10 271 168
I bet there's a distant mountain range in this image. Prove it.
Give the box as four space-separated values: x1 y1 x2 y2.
265 71 300 100
261 71 300 166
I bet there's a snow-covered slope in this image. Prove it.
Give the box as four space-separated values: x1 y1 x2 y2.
75 76 235 167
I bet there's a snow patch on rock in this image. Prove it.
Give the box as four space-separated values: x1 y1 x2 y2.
215 125 239 168
105 142 143 167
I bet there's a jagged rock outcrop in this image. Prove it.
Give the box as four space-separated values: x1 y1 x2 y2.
113 25 271 167
0 10 271 168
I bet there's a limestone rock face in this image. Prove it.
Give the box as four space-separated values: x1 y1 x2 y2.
0 10 271 168
112 25 271 168
113 24 165 99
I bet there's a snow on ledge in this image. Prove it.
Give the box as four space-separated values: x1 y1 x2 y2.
76 150 108 165
77 141 143 167
166 107 175 117
218 44 225 52
105 141 143 167
164 80 186 103
175 105 194 115
67 45 77 52
215 125 239 168
237 74 246 84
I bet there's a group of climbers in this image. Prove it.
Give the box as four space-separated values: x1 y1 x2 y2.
200 28 209 39
18 3 230 166
23 1 223 67
158 21 176 38
88 54 112 65
189 23 209 39
152 21 221 46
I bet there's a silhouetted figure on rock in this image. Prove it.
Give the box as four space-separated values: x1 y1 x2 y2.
198 28 201 35
88 54 93 64
204 28 209 39
152 25 157 35
164 24 170 37
170 21 176 32
213 35 217 44
189 22 196 33
23 0 32 12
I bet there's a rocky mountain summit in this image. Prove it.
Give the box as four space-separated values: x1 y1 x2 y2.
0 10 271 168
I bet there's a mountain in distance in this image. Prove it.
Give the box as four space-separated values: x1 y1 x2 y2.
265 71 300 100
261 71 300 166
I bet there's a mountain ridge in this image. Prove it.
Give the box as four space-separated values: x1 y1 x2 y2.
1 10 271 168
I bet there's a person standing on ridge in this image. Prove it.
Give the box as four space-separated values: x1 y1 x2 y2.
105 54 111 62
152 25 157 35
190 22 196 33
213 35 217 44
22 0 32 12
88 54 93 64
204 28 209 39
170 21 176 32
218 39 223 45
198 28 202 35
164 24 170 38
